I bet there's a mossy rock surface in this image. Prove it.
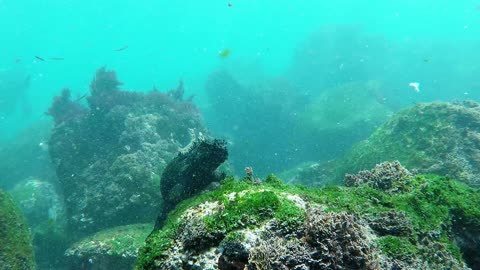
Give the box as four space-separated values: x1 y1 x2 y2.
0 189 35 270
136 170 480 270
331 101 480 187
65 223 153 270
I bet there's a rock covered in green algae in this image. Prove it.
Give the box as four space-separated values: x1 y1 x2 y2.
334 100 480 188
65 223 153 270
157 138 228 229
9 178 68 270
288 100 480 188
0 189 35 270
137 163 480 270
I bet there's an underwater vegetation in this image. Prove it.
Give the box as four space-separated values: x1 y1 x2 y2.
137 162 480 270
0 189 35 270
46 67 206 238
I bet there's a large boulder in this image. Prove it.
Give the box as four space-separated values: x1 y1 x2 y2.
0 189 36 269
47 67 206 238
65 223 152 270
137 163 480 270
287 100 480 188
333 100 480 187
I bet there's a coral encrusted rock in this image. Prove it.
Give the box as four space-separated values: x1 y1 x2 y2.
65 223 152 270
47 67 206 238
0 189 35 270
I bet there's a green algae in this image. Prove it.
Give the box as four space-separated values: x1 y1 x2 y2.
0 189 35 270
377 236 418 260
137 173 480 269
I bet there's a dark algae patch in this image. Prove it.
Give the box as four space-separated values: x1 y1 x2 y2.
136 164 480 269
0 189 35 270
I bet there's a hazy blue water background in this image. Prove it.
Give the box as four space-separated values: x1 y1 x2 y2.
1 2 480 268
1 0 480 140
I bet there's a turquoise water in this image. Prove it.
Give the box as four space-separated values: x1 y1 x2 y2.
2 1 480 269
1 0 480 139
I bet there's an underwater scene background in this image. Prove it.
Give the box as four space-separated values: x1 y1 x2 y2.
1 0 480 269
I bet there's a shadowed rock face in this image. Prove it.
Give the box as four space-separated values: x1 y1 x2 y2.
0 189 35 270
47 67 206 238
156 138 228 229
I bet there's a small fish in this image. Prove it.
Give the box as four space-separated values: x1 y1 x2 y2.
34 56 45 61
409 82 420 92
423 58 429 62
114 45 129 51
228 2 232 7
14 58 21 63
218 48 231 59
49 57 64 60
74 93 88 102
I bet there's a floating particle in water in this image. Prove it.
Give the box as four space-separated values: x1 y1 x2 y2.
409 82 420 92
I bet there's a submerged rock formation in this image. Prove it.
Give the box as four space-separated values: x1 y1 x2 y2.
47 67 206 238
9 178 68 269
137 162 480 270
65 223 152 270
0 189 36 269
288 100 480 188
